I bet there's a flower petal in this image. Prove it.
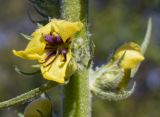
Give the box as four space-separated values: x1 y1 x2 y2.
51 19 83 42
114 42 144 69
118 50 144 69
32 22 53 36
13 34 46 60
40 51 76 83
115 42 141 53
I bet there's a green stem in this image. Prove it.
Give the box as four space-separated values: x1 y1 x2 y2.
0 82 57 109
62 0 91 117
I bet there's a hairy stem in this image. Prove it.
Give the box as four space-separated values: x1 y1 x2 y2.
62 0 91 117
0 82 57 109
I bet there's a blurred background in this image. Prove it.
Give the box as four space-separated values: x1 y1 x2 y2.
0 0 160 117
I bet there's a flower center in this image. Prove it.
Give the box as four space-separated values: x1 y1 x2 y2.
40 33 69 67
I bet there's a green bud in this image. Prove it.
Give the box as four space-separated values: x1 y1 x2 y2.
94 64 124 90
24 98 52 117
90 60 135 101
91 82 136 101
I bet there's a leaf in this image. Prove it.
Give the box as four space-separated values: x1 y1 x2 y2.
17 113 24 117
27 10 48 25
131 18 152 77
20 33 32 41
28 0 60 19
15 66 40 76
141 18 152 54
36 23 43 28
32 64 41 68
91 82 136 101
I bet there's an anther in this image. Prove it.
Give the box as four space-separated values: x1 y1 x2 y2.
44 35 55 45
61 49 67 61
56 36 63 44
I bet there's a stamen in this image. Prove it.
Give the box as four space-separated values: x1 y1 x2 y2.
66 38 71 44
45 51 56 62
39 51 56 64
42 33 69 66
56 35 63 44
61 49 67 61
44 35 55 45
45 47 53 50
45 45 57 50
45 50 59 67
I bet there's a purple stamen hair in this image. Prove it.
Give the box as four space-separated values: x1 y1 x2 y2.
61 49 67 61
45 51 59 67
56 35 63 43
45 51 56 61
44 35 55 45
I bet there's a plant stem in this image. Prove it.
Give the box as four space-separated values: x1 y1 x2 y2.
0 82 57 109
62 0 91 117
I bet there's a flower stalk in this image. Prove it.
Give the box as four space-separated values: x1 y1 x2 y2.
0 82 57 109
62 0 91 117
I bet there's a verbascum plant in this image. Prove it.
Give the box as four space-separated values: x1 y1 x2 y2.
0 0 152 117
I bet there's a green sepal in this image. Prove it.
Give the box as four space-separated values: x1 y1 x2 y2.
131 18 152 77
15 66 40 76
91 82 136 101
20 33 32 41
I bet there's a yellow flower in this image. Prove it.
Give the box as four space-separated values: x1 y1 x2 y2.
13 19 83 83
113 42 144 69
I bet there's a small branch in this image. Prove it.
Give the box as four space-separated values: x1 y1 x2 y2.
0 82 57 109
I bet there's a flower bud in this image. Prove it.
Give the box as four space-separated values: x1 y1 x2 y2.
24 98 52 117
90 42 144 101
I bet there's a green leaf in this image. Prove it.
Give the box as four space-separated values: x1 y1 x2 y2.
29 0 60 19
36 23 43 28
131 18 152 77
32 64 41 68
15 66 40 76
91 82 136 101
17 113 24 117
20 33 32 41
141 18 152 54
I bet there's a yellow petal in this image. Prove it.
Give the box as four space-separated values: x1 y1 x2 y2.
115 42 141 53
40 51 76 83
51 19 83 42
13 19 83 60
114 42 144 69
32 22 53 36
13 34 46 60
118 50 144 69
